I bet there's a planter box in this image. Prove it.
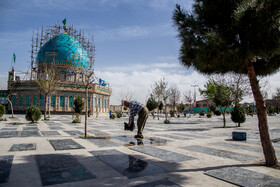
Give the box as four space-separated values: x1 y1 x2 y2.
232 131 246 141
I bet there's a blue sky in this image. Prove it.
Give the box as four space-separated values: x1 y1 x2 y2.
0 0 279 105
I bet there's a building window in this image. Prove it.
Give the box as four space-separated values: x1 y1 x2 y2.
88 97 90 107
69 96 73 107
26 95 30 106
33 95 37 106
19 95 23 106
70 73 75 82
12 95 16 106
60 71 66 82
40 95 44 106
102 99 104 109
78 74 83 82
60 96 65 107
51 95 55 107
95 98 97 107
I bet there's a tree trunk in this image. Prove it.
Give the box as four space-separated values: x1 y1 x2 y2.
164 104 168 121
157 101 160 120
7 98 14 118
85 87 88 138
246 60 278 167
44 94 47 120
220 107 226 128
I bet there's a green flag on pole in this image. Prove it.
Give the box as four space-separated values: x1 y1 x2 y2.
13 53 16 63
62 18 66 25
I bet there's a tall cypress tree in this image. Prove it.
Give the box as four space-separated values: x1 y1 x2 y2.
173 0 280 166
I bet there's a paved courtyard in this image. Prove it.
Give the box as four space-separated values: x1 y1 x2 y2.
0 113 280 186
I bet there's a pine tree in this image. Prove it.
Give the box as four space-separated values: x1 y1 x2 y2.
231 104 246 127
173 0 280 166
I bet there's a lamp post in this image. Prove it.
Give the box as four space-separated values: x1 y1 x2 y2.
191 85 198 113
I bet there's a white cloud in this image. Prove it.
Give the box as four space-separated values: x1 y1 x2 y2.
95 63 207 105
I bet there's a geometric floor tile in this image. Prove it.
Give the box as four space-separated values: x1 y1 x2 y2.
205 167 280 187
0 155 14 183
0 131 19 138
133 179 182 187
23 127 38 131
9 143 36 152
130 146 196 162
40 131 61 136
89 149 167 179
49 139 84 150
181 145 259 162
86 138 121 148
20 131 41 137
63 130 83 136
35 154 96 186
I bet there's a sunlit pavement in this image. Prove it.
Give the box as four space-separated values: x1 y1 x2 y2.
0 113 280 186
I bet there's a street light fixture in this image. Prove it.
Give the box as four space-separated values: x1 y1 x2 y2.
191 85 199 113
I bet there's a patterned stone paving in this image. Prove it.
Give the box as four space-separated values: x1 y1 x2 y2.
0 155 13 183
0 114 279 186
40 131 61 136
20 131 41 137
181 145 259 162
49 139 85 150
9 143 36 152
205 167 280 187
89 149 167 179
35 154 96 186
130 146 196 162
86 138 122 148
0 131 19 138
133 179 181 187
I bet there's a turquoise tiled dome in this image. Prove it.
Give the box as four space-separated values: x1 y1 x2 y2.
36 33 89 69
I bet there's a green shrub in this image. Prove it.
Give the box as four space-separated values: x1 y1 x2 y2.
0 104 5 118
116 111 122 118
199 110 205 116
73 96 84 114
210 105 216 112
226 110 230 114
207 113 212 118
268 106 275 115
110 114 116 119
231 104 246 127
214 110 221 116
169 110 175 117
164 119 170 124
25 105 42 123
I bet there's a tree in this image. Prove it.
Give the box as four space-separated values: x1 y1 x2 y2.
146 95 158 119
7 80 20 118
173 0 280 166
200 80 233 127
34 66 56 120
231 104 246 127
158 101 163 115
209 73 251 105
183 90 192 114
73 96 84 114
169 84 181 112
0 104 5 119
161 80 171 122
83 71 94 138
152 78 167 120
177 102 185 114
25 105 42 123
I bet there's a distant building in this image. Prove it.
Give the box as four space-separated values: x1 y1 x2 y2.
2 23 111 114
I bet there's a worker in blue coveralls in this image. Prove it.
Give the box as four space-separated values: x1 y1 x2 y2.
124 100 149 139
